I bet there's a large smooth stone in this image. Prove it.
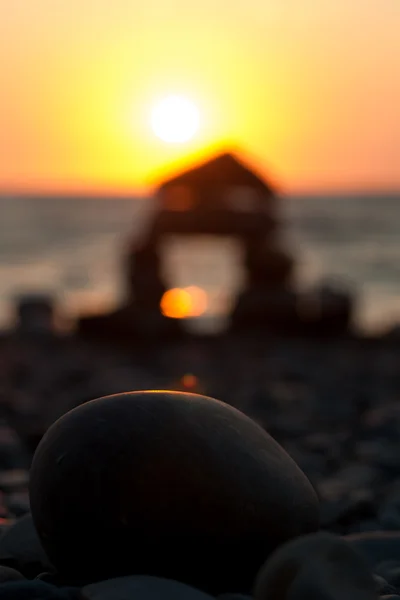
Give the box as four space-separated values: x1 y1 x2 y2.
29 391 319 593
81 575 214 600
0 514 52 578
254 532 377 600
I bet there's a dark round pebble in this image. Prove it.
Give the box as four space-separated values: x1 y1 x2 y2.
254 531 377 600
373 574 397 596
375 562 400 590
0 514 52 578
0 580 79 599
81 575 214 600
0 566 25 583
218 595 252 600
29 391 319 594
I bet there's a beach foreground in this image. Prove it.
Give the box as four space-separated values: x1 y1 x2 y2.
1 333 400 597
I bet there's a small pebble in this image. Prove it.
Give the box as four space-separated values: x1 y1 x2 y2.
218 594 252 600
375 561 400 590
0 580 79 599
0 566 25 583
81 575 214 600
345 532 400 569
373 574 397 596
0 513 52 578
254 531 377 600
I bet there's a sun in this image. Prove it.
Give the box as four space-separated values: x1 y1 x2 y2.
151 95 200 144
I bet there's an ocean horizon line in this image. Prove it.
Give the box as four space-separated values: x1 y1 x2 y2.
0 189 399 201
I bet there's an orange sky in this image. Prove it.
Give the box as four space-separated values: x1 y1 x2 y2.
1 0 399 195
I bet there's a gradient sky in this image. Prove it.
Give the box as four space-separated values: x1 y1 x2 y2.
1 0 399 194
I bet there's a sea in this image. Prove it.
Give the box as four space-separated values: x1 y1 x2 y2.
0 193 399 333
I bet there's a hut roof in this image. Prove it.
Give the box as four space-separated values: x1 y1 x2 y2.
158 152 275 195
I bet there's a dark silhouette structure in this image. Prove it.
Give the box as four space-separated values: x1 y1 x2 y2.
150 151 277 237
124 152 298 335
15 294 55 337
78 151 354 341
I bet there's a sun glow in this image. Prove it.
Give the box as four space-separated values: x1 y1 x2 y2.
151 95 200 144
160 286 208 319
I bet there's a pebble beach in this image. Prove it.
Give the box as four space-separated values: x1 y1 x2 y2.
1 331 400 598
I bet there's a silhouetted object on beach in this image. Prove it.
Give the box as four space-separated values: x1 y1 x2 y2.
14 295 55 337
231 278 355 337
244 241 294 287
149 152 277 237
230 287 301 335
126 243 168 315
297 283 355 337
79 241 179 340
77 151 355 340
230 238 299 334
78 152 294 340
29 391 319 593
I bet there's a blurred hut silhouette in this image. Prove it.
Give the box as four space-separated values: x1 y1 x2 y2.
149 151 277 237
78 151 355 342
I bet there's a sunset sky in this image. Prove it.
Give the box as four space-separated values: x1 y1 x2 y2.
1 0 399 195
